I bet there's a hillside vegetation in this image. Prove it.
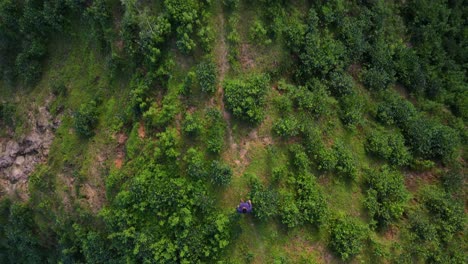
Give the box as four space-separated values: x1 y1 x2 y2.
0 0 466 263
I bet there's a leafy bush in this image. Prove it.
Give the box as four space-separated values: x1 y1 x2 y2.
365 130 411 167
333 142 357 180
364 166 409 229
224 74 270 123
328 70 354 97
279 172 327 227
249 178 278 221
209 160 232 186
289 144 310 173
420 187 465 243
0 102 15 127
376 93 418 127
273 117 299 138
296 19 346 79
155 128 180 162
0 201 45 263
205 108 225 154
183 113 202 137
196 61 217 93
329 215 368 261
290 83 333 117
339 92 364 128
249 19 271 45
184 148 206 180
404 119 459 162
315 147 338 172
74 101 98 138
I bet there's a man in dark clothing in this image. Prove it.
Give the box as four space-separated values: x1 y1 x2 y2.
236 199 252 213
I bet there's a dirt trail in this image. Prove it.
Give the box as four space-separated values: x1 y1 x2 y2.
214 12 235 149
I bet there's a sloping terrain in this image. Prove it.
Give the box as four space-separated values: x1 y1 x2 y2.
0 1 466 263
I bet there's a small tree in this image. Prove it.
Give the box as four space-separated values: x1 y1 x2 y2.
184 148 206 180
249 177 278 221
209 160 232 186
196 61 217 93
74 101 98 138
223 74 269 123
329 215 368 261
364 166 409 229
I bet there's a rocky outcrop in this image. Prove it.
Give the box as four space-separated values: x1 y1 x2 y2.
0 104 60 199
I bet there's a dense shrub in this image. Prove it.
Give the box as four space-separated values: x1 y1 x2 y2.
183 113 202 137
376 94 418 127
249 19 271 45
0 201 46 263
333 142 357 180
365 130 411 167
184 148 206 180
315 147 338 172
328 70 354 97
420 187 465 243
74 101 98 138
144 89 180 129
249 178 278 221
0 102 15 127
296 12 346 80
205 108 225 154
364 166 409 229
273 117 299 138
290 83 333 118
196 61 217 93
224 74 270 123
289 144 310 173
329 215 368 261
404 119 459 162
279 172 327 227
339 92 364 128
209 160 232 187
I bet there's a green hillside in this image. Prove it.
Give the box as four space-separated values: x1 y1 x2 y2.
0 0 466 263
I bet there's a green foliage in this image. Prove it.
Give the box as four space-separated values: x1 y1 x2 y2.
420 187 465 243
339 92 364 128
224 74 270 123
365 130 411 167
249 19 271 45
183 112 202 137
404 186 466 263
295 12 346 80
209 160 232 187
249 177 278 221
328 70 354 97
184 148 206 180
315 147 337 172
364 166 409 229
273 117 299 138
74 101 98 138
144 89 180 129
290 83 333 118
404 119 459 163
333 142 357 180
279 172 327 228
205 108 225 154
329 215 367 261
0 201 46 263
377 93 418 127
0 102 15 127
196 60 217 93
126 123 143 160
164 0 199 53
51 80 67 96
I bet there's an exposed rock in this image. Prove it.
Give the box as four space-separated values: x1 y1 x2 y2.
0 99 60 199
